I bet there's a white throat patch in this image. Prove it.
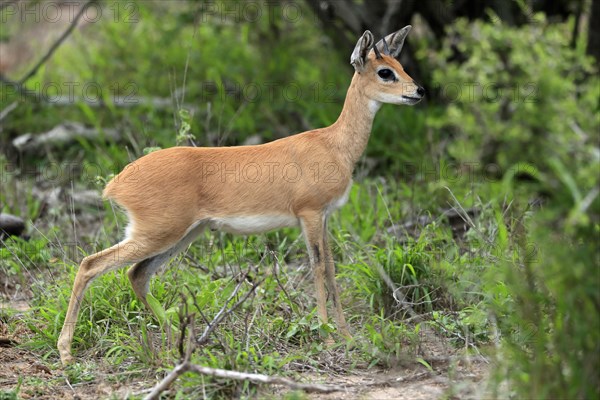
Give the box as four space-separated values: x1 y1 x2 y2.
368 100 382 115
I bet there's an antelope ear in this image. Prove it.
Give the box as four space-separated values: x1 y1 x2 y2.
350 30 375 72
375 25 412 58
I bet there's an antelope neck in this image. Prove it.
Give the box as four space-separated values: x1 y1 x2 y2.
326 73 380 168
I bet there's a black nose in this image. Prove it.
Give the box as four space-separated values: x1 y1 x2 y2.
416 86 425 97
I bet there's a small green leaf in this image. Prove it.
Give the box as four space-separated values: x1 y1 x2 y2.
145 294 166 326
143 146 162 155
416 357 434 372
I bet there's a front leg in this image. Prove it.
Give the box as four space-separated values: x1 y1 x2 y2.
299 212 329 327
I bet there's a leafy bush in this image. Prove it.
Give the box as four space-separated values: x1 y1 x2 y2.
422 15 598 176
421 15 599 398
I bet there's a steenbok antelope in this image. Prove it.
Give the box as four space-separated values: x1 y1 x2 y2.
58 26 424 365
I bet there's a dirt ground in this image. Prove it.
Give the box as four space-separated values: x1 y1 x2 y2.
0 345 489 400
1 296 490 400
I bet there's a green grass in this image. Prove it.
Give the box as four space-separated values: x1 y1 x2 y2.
1 172 496 397
1 2 598 398
1 130 593 396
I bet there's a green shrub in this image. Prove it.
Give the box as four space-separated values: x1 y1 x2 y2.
421 15 599 398
422 15 598 176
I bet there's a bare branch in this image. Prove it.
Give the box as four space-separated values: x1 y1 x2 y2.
0 101 17 123
187 364 344 393
19 0 97 85
144 273 341 399
196 272 263 346
0 1 98 107
0 74 36 101
176 294 194 362
12 121 120 153
143 362 189 399
270 250 297 313
143 360 343 399
372 261 418 319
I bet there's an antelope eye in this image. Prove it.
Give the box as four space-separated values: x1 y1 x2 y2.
377 69 395 81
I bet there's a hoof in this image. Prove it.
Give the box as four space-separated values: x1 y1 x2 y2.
60 353 75 366
339 327 353 340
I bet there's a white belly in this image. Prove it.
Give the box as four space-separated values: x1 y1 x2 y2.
210 215 299 235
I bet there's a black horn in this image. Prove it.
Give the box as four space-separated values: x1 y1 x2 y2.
373 42 382 59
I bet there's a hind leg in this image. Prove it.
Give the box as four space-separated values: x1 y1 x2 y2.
127 223 205 316
127 252 172 311
58 239 160 365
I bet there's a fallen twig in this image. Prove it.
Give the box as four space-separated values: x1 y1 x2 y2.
144 362 343 399
34 95 199 111
12 121 120 152
354 371 432 387
144 273 343 399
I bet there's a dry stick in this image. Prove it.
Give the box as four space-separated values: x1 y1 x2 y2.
146 281 232 398
373 260 418 319
176 295 193 362
144 276 343 399
146 312 197 400
196 272 261 346
144 361 343 399
0 101 17 123
18 0 96 84
191 364 342 393
0 0 96 100
374 184 419 319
